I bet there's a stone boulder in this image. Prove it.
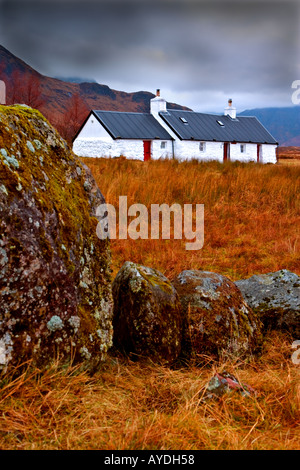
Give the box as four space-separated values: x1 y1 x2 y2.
235 269 300 338
172 270 262 361
202 371 257 401
0 105 113 369
112 261 182 364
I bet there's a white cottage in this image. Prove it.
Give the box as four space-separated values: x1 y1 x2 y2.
72 107 174 161
73 90 278 163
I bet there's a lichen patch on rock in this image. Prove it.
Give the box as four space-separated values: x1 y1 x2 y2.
112 261 182 364
0 105 113 369
173 270 262 362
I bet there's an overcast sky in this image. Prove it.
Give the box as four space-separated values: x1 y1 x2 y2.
0 0 299 112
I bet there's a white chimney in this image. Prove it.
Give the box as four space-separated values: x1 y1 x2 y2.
0 80 6 105
150 88 167 114
224 98 236 119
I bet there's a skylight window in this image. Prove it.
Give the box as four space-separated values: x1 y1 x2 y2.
179 117 188 124
217 120 225 127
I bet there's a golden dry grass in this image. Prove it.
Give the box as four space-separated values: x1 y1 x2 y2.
83 157 300 280
0 332 299 450
277 147 300 166
1 156 299 450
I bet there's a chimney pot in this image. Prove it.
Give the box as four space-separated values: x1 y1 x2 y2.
150 89 167 114
224 98 236 119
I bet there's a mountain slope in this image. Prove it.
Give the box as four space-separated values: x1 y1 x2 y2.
0 45 189 142
1 44 299 146
238 106 300 146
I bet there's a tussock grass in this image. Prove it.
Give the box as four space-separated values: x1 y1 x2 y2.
84 157 300 280
1 157 299 450
0 332 299 449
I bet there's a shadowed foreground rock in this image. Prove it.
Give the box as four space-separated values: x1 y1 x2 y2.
235 269 300 338
172 270 262 361
112 261 182 364
0 105 113 369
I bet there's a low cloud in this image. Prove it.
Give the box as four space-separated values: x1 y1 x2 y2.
0 0 299 110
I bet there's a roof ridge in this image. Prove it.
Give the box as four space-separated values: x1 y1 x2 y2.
94 110 150 115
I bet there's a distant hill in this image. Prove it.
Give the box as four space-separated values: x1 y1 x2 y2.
238 106 300 146
1 44 299 146
0 45 189 142
54 76 98 84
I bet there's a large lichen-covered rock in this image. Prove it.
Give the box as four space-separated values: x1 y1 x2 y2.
0 105 113 369
235 269 300 338
172 270 262 361
112 261 182 364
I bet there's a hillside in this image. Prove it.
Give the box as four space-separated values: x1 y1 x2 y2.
1 44 300 146
239 106 300 146
0 45 189 142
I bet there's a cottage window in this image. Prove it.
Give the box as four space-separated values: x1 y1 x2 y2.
240 144 246 153
161 141 166 149
199 142 206 152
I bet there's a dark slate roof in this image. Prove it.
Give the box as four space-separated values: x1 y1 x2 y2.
158 110 278 144
92 110 173 140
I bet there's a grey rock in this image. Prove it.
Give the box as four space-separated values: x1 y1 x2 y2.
0 105 113 369
172 270 262 361
112 261 182 364
202 371 257 401
235 269 300 338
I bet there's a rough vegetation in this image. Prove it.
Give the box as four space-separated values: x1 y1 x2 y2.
84 156 300 281
0 330 299 450
0 105 113 369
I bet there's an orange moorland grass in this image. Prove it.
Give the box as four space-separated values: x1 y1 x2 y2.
1 157 299 451
0 331 299 450
82 156 300 281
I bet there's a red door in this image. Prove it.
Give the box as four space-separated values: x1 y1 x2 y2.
257 144 261 163
223 143 229 161
143 141 151 161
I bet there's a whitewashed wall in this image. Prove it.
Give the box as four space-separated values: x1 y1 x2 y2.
260 144 277 164
174 141 223 161
76 114 107 139
151 140 174 160
73 137 143 159
229 143 257 162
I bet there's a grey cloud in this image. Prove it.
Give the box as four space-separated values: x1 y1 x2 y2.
0 0 299 110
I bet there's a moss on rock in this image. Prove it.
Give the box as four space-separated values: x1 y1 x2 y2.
235 270 300 338
0 105 113 369
172 270 262 362
112 261 182 364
